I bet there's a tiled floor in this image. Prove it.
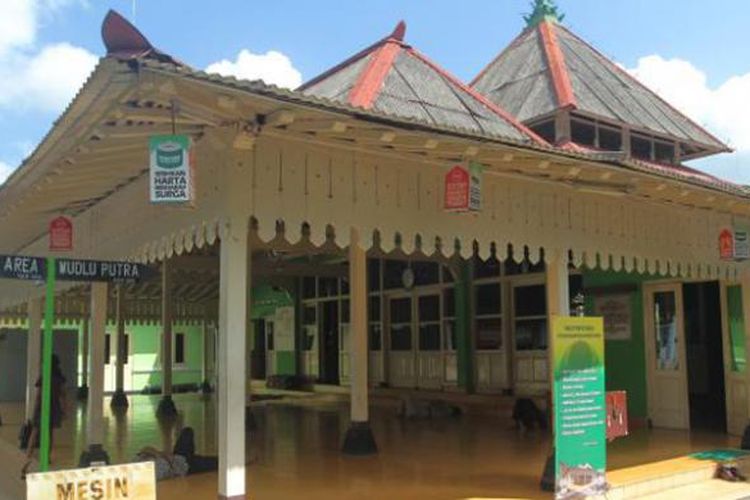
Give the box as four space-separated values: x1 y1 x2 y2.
0 392 746 499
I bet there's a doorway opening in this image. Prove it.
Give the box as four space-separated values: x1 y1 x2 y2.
683 281 726 432
251 319 266 380
319 300 339 385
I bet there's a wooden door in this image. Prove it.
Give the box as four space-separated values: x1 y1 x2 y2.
721 283 748 435
644 283 689 429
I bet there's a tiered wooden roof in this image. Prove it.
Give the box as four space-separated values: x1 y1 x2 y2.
471 7 730 160
299 22 544 145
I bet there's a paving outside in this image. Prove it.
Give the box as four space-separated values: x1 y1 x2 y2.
1 393 749 499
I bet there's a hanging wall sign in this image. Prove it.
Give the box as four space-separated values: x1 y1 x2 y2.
720 229 735 260
444 162 483 212
592 294 631 341
0 255 46 281
553 316 607 499
0 255 149 284
149 134 194 204
49 216 73 252
734 229 750 260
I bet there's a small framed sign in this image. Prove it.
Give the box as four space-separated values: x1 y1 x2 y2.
149 134 194 204
444 162 482 212
49 216 73 252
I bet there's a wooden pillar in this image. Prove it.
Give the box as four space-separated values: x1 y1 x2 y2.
111 286 128 409
540 249 570 490
455 260 474 393
79 282 110 466
78 318 90 399
218 219 249 499
25 298 43 421
157 260 177 417
342 227 378 455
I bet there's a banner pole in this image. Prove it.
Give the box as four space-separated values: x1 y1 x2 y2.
39 257 56 472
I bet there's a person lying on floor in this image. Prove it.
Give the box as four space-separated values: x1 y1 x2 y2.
135 427 218 481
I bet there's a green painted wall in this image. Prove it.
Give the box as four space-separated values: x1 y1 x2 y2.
119 322 204 391
583 270 649 419
275 351 296 375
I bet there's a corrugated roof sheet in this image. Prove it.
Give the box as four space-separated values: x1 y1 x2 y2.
300 52 373 102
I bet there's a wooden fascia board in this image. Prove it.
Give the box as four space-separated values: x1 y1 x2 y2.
538 22 576 110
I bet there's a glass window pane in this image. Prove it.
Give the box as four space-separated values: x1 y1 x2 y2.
318 277 339 297
728 286 747 372
368 259 381 291
413 261 440 286
443 320 457 351
368 296 381 322
302 277 317 299
341 299 350 324
384 260 408 289
341 278 350 295
419 324 441 351
476 317 502 350
303 305 316 325
514 285 546 317
475 283 501 316
369 324 382 351
105 334 111 364
390 297 411 324
390 325 412 351
175 333 185 364
443 288 456 318
418 295 440 322
303 327 316 351
515 319 548 351
654 291 678 370
442 265 455 283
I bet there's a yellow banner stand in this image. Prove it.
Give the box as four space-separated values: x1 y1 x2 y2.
26 462 156 499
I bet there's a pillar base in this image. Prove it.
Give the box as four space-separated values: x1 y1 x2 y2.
539 449 555 492
78 444 110 467
156 395 178 418
201 380 213 394
341 421 377 456
110 390 129 410
77 385 89 400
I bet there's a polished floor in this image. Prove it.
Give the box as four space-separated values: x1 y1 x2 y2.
0 392 744 499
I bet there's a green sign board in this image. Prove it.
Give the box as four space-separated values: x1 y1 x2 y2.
553 316 606 498
149 134 193 204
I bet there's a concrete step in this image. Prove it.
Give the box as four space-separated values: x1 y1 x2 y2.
605 453 750 499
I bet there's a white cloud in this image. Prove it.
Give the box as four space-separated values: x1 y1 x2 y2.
0 42 98 111
0 161 14 185
206 49 302 89
0 1 98 113
628 55 750 154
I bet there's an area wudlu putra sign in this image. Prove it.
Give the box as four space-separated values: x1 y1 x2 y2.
0 253 149 486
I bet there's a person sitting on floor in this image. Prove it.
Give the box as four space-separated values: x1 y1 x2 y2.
135 427 218 481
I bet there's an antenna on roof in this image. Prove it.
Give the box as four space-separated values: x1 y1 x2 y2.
131 0 137 24
524 0 565 28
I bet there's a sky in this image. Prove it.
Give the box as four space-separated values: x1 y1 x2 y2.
1 0 749 185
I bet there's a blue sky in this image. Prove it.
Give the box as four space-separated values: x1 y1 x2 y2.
1 0 749 183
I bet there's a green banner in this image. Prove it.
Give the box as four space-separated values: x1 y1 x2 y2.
553 316 606 498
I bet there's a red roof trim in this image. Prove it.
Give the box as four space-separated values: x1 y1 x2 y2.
538 21 576 109
348 41 401 109
556 24 730 152
297 21 407 92
407 48 549 146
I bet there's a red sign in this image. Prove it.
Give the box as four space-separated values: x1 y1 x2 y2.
444 165 470 211
720 229 734 260
606 391 628 441
49 216 73 252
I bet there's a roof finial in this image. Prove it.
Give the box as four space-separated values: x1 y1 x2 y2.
390 21 407 42
524 0 565 28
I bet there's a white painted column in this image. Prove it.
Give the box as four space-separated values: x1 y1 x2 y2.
341 227 377 455
80 282 110 465
25 298 43 421
157 260 177 417
111 286 128 408
218 219 248 499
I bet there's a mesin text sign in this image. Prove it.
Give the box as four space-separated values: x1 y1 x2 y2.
553 316 606 499
26 462 156 499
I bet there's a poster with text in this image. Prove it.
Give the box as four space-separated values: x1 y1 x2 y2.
553 316 606 499
149 134 194 204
